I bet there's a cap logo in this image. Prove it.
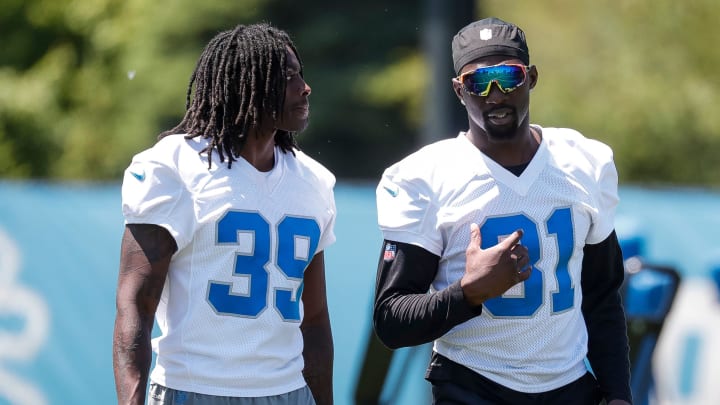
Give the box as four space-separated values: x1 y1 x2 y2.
479 28 493 41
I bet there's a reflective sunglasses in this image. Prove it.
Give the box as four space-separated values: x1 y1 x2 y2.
456 64 530 97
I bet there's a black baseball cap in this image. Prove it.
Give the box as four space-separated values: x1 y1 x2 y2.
452 17 530 74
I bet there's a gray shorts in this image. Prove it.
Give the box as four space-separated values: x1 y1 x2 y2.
148 383 316 405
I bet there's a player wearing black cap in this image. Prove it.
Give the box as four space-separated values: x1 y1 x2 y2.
373 17 632 404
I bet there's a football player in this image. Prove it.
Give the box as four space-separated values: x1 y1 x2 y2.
373 17 631 405
113 23 336 405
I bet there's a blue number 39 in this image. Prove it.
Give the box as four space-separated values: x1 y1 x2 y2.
207 211 320 322
481 207 575 318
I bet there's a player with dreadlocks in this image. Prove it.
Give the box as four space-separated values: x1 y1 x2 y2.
160 23 300 168
113 23 336 405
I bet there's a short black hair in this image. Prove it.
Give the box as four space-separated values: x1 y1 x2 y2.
160 23 300 168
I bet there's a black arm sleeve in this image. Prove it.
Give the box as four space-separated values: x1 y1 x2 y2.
372 240 483 349
581 230 633 403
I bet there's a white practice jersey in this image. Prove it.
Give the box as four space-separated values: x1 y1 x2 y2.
376 126 619 393
121 134 336 397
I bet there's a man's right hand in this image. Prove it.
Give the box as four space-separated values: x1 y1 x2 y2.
460 223 531 307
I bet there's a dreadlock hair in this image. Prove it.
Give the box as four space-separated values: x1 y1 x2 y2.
160 23 301 169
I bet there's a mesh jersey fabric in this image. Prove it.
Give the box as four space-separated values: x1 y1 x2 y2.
121 134 336 397
376 126 619 393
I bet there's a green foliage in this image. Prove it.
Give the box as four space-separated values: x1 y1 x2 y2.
0 0 422 181
264 2 424 179
1 0 719 186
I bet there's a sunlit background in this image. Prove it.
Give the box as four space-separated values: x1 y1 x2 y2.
1 1 719 404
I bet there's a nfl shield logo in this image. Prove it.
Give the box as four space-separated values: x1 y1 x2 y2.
384 243 397 261
480 28 493 41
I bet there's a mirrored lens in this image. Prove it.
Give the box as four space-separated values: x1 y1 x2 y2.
461 65 527 96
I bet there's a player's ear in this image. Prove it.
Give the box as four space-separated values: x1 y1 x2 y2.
528 65 538 91
451 78 465 106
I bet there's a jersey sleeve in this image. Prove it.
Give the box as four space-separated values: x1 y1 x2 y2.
121 148 195 250
585 138 620 244
376 161 442 256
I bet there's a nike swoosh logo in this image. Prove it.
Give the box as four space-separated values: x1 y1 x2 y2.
383 185 398 197
130 170 145 181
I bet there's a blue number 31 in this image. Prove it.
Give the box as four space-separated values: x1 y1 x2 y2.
207 211 320 322
481 207 575 318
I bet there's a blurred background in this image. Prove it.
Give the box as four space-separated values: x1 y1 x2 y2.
1 0 719 404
